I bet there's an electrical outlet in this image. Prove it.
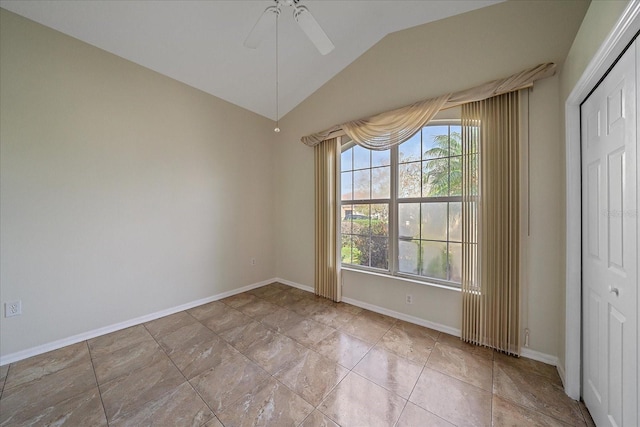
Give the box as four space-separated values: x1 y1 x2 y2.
406 294 413 304
250 258 256 266
5 300 22 317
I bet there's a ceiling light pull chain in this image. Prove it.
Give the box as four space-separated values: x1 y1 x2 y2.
274 7 281 133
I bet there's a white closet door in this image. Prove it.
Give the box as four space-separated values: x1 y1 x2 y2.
581 39 638 427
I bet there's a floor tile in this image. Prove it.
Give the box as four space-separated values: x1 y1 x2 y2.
203 417 225 427
289 297 326 317
166 334 239 380
493 360 584 425
237 299 281 319
144 311 197 338
299 410 340 427
156 320 217 354
311 330 372 369
353 346 423 398
88 325 155 359
99 356 185 422
318 372 406 427
0 387 107 427
220 293 258 308
0 358 97 426
244 333 309 375
378 321 437 364
427 342 493 391
217 377 314 427
92 338 165 384
492 395 577 426
201 307 253 335
436 333 494 360
259 307 305 333
410 367 492 427
247 283 288 298
579 401 596 427
340 316 391 343
187 301 231 322
396 402 454 427
109 381 213 427
262 289 306 306
3 342 90 391
494 352 561 385
357 309 397 328
285 318 335 347
310 305 355 329
218 320 275 352
190 351 270 413
274 350 348 406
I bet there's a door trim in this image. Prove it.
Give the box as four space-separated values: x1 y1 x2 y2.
564 0 640 400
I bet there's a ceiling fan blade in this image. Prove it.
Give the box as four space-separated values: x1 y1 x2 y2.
293 5 334 55
244 5 279 49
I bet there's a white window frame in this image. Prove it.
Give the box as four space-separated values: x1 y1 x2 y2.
340 120 465 289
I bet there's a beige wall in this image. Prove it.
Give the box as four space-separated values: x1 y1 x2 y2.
275 0 590 357
556 0 632 374
0 10 276 357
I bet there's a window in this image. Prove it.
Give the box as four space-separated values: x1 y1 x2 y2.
341 123 475 288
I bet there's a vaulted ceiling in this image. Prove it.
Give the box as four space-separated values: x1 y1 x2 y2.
0 1 503 120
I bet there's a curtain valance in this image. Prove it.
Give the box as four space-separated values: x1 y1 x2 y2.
300 62 555 150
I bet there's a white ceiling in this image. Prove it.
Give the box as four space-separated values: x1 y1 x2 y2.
1 0 502 121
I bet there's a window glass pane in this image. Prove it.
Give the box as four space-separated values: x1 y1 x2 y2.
421 202 447 241
341 209 353 234
372 149 390 167
341 235 357 264
399 162 421 198
353 235 371 267
353 145 370 170
398 203 419 240
449 202 462 242
450 127 462 156
370 236 389 270
423 159 449 197
341 171 353 201
422 126 449 160
398 240 420 275
370 204 389 237
399 132 421 163
371 166 390 199
353 169 371 199
341 147 353 172
449 155 462 196
449 243 462 283
421 241 448 280
350 204 371 235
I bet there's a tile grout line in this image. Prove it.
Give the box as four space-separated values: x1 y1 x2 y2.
142 315 223 427
85 340 111 427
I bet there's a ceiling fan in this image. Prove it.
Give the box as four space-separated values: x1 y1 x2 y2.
244 0 335 55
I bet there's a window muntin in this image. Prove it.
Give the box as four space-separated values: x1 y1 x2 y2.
341 123 473 288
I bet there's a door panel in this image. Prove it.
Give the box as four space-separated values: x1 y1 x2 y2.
581 39 637 427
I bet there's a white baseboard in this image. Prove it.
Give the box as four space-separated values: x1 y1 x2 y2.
520 347 559 367
0 278 277 366
274 277 314 293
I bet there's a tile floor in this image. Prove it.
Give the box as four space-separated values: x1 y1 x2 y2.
0 282 595 427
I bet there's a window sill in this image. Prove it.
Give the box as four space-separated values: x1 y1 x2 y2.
341 266 461 292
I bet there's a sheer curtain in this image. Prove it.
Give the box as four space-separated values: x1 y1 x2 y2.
314 137 341 301
461 91 521 355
